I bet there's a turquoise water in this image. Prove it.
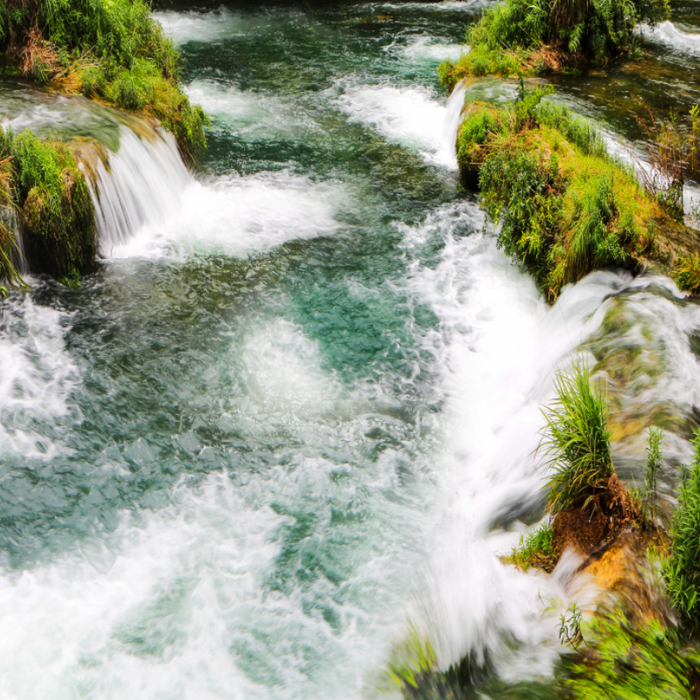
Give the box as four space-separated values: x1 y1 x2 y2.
3 1 700 698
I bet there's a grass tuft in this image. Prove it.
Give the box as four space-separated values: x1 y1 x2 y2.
664 432 700 636
541 361 613 513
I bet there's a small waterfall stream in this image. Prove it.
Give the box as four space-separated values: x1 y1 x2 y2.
82 127 191 256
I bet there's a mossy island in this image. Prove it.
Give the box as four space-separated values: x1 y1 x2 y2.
0 0 207 292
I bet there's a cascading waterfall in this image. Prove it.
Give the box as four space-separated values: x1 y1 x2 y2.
78 126 191 256
3 1 700 697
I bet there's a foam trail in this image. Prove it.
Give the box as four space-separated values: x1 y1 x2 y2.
155 8 250 46
389 36 467 63
0 297 80 461
107 170 347 259
639 20 700 54
334 79 465 168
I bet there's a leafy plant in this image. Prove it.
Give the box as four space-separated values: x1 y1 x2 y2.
0 0 207 156
566 608 700 699
674 253 700 294
559 602 585 650
541 361 613 513
385 625 437 692
664 432 700 636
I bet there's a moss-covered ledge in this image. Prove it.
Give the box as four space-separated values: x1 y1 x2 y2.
438 0 669 88
0 126 96 290
0 0 207 160
454 85 700 300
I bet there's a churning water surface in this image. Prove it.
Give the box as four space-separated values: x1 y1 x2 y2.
2 1 700 698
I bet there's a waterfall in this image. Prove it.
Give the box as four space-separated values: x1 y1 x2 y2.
77 125 191 257
436 79 468 169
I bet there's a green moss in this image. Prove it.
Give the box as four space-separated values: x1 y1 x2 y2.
457 88 671 298
1 127 95 279
0 0 207 157
507 520 556 572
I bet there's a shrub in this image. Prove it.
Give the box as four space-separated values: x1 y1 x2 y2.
468 0 669 66
0 127 95 279
664 432 700 636
645 427 663 520
541 361 613 513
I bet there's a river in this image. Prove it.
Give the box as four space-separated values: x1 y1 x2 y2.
1 1 700 698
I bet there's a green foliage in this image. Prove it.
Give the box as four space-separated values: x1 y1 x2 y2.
482 144 564 285
0 127 94 279
467 0 669 67
386 626 437 692
541 361 613 513
566 608 700 699
673 253 700 294
534 101 608 158
664 432 700 636
559 602 584 651
508 520 555 571
645 427 663 519
0 0 207 156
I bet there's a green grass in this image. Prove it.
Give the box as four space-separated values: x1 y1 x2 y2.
664 432 700 637
507 520 556 571
541 361 613 513
645 427 663 520
0 0 206 157
566 608 700 699
672 253 700 294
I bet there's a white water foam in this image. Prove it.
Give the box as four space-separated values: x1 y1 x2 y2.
0 296 80 461
639 20 700 54
184 80 314 141
397 202 700 679
85 126 191 256
0 310 431 700
155 8 251 46
388 36 466 63
333 79 465 168
107 169 348 260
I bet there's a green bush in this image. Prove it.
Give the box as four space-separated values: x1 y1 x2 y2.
468 0 669 67
664 432 700 636
541 361 613 513
673 253 700 294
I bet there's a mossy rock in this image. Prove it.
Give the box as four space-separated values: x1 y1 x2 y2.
21 166 95 279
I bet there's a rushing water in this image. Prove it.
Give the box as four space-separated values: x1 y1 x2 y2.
2 1 700 698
